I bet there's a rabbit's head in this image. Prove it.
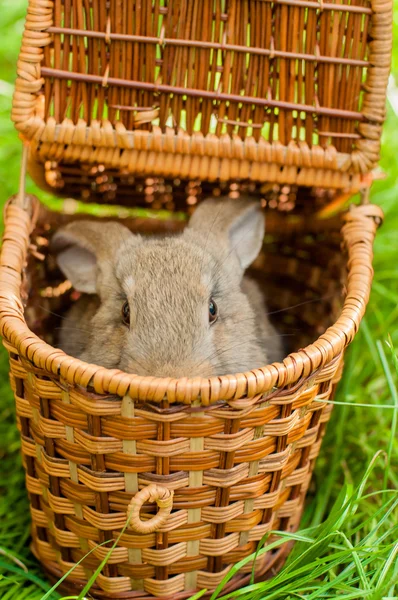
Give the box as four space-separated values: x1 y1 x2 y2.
52 197 274 377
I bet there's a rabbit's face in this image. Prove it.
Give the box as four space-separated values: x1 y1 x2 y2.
113 234 261 377
52 197 271 377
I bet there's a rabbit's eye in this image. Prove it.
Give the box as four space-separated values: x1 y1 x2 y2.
209 298 218 324
122 301 130 326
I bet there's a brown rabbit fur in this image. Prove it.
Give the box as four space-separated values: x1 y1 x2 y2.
52 197 283 378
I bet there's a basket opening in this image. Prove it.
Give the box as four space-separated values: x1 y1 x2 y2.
25 196 346 369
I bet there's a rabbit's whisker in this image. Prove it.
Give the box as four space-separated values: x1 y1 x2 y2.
265 292 340 316
193 332 297 372
36 305 71 320
192 334 261 370
123 355 148 375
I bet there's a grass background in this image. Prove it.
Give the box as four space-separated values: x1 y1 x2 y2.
0 1 397 598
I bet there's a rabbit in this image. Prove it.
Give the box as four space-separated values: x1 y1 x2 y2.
51 197 284 378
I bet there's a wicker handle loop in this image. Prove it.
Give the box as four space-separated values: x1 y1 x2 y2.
128 484 174 534
344 203 384 227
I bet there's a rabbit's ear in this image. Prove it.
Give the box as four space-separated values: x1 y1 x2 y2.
51 221 133 294
188 197 265 269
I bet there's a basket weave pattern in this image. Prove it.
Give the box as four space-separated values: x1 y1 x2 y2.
0 197 383 598
5 0 391 596
12 0 392 197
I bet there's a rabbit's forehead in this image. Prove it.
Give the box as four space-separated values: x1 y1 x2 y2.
119 239 216 295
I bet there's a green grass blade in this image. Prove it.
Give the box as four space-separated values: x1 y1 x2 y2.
376 340 398 492
39 540 113 600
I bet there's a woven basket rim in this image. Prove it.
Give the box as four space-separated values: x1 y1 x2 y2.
11 0 393 190
0 196 383 404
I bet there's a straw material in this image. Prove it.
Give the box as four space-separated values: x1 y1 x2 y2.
0 194 383 598
12 0 392 201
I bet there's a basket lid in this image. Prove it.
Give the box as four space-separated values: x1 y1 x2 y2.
12 0 392 207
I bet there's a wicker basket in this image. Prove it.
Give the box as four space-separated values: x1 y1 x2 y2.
1 0 391 598
12 0 392 203
0 191 383 598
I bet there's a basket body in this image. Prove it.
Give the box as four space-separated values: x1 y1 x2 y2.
0 195 382 598
12 0 392 202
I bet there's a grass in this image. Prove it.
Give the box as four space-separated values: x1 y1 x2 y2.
0 1 397 599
